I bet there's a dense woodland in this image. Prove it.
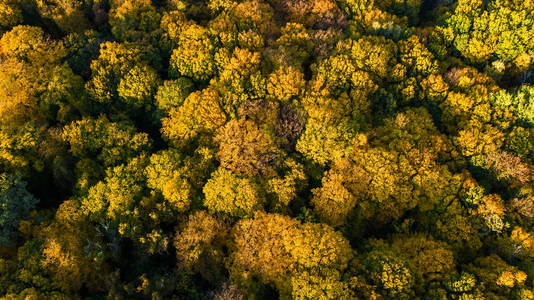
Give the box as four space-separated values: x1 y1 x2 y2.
0 0 534 298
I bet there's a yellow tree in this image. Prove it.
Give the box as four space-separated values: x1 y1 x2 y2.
40 200 105 293
214 119 282 178
312 108 464 226
266 66 306 104
0 0 22 33
229 212 353 297
174 211 228 284
0 26 84 125
161 88 227 146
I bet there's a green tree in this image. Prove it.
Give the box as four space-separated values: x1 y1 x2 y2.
312 108 465 226
363 248 415 298
0 123 49 175
442 0 534 65
62 116 151 168
35 0 90 33
168 23 217 81
108 0 161 42
154 78 194 112
0 173 38 246
79 156 147 239
86 41 154 105
117 64 161 112
296 91 371 165
488 85 534 126
63 30 102 79
273 22 313 67
203 168 265 217
146 147 215 212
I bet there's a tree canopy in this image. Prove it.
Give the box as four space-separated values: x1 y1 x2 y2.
1 0 534 298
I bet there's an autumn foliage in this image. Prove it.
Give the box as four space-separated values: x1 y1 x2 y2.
1 0 534 298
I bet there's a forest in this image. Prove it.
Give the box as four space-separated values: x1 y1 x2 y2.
0 0 533 298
